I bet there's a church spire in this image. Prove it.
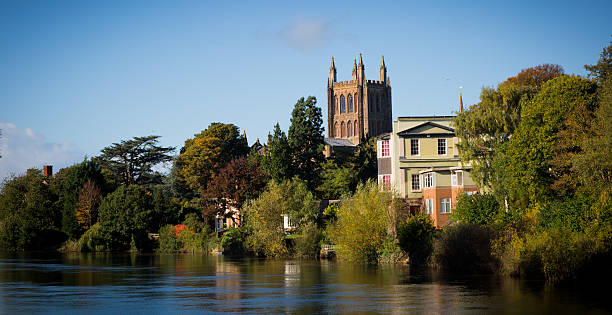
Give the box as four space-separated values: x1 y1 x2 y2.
329 57 337 83
459 87 464 113
380 55 387 83
352 59 357 81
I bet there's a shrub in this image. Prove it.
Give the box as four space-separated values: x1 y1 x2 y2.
432 222 497 274
220 227 249 256
78 222 107 252
158 225 180 253
452 193 500 225
330 181 394 263
397 214 436 267
294 223 322 258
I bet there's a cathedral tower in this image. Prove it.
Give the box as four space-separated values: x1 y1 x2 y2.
326 54 392 144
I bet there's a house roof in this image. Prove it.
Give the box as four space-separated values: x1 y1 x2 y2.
397 121 455 137
324 138 357 147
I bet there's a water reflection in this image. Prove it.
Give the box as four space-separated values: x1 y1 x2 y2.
0 252 608 314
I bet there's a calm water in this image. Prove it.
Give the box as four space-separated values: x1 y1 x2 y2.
0 252 608 314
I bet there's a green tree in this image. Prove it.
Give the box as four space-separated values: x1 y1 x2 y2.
177 123 248 193
261 123 292 182
503 75 598 206
98 135 174 186
0 170 62 250
330 181 394 263
452 193 501 225
352 137 378 183
585 37 612 85
97 185 154 250
288 96 325 188
453 83 536 198
52 159 105 239
316 160 357 200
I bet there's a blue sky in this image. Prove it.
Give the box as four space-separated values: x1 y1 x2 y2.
1 0 611 179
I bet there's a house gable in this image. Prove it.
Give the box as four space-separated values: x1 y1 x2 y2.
397 122 455 138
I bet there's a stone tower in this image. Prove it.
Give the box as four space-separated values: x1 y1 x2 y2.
326 54 392 144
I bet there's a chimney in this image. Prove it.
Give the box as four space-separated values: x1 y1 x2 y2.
44 165 53 177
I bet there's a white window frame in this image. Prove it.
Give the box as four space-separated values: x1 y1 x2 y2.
383 175 391 190
425 198 434 214
381 140 390 157
423 173 435 188
451 171 463 187
411 174 421 191
438 138 447 155
410 139 420 156
440 198 451 214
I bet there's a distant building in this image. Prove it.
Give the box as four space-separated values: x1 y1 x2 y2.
324 54 392 156
377 113 478 227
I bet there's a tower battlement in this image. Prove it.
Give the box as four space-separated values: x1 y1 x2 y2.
326 54 393 145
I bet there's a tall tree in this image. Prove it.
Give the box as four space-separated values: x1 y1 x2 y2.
502 64 565 90
201 157 268 222
98 135 174 186
75 179 102 231
453 83 536 194
288 96 325 188
177 123 249 193
585 37 612 86
261 123 292 182
502 75 598 206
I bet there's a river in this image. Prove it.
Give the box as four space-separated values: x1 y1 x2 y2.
0 252 608 314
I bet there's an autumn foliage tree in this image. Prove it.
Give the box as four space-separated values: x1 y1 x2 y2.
502 64 565 90
177 123 249 193
75 179 102 231
201 157 268 222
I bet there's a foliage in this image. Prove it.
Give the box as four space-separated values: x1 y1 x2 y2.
75 179 102 231
0 171 63 250
584 37 612 85
502 64 565 90
452 193 501 225
452 83 536 197
177 123 249 193
243 178 319 257
220 227 249 256
572 76 612 197
330 181 394 263
432 223 497 274
78 222 106 252
288 96 325 189
262 123 292 182
54 159 105 239
242 184 287 257
397 214 436 267
316 160 357 200
98 135 174 186
352 137 378 183
97 185 154 250
538 195 595 232
201 157 268 220
158 213 211 253
150 184 181 231
294 222 322 258
502 75 598 206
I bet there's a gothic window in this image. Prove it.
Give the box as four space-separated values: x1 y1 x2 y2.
368 95 372 112
340 95 346 113
334 122 339 137
347 121 353 137
376 95 381 112
341 121 346 138
348 94 353 113
354 120 358 137
354 93 358 113
335 96 339 113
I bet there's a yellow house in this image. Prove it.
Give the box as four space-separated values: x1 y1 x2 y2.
377 116 478 226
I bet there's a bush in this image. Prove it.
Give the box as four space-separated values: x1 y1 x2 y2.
432 222 497 274
158 225 180 253
397 215 436 267
330 181 394 263
538 195 595 232
220 228 249 256
78 222 107 252
294 223 322 258
452 193 500 225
